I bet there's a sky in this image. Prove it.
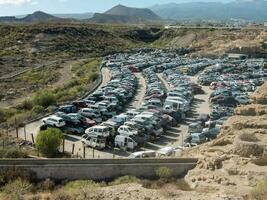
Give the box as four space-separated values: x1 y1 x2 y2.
0 0 234 16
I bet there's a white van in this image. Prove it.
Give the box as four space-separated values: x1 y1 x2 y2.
85 126 110 137
114 135 138 151
163 99 187 112
42 115 66 127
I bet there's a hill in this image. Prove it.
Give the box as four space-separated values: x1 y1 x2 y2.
151 0 267 21
90 13 144 24
0 11 66 23
104 4 161 22
53 12 94 20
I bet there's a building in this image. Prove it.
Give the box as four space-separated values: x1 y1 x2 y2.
264 22 267 27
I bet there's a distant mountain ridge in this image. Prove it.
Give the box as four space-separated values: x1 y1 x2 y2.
90 13 145 24
0 11 67 23
150 0 267 21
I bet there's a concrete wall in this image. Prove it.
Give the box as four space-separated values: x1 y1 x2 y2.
0 158 197 181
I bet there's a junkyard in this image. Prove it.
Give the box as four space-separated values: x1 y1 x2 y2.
16 49 266 159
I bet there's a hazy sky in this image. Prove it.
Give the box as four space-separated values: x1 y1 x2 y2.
0 0 233 16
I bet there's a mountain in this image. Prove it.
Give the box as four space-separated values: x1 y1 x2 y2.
53 13 94 20
0 11 67 23
104 4 161 21
22 11 61 22
90 13 144 24
150 0 267 21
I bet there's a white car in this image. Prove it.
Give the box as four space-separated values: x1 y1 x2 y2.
118 125 138 137
42 115 66 127
85 126 110 137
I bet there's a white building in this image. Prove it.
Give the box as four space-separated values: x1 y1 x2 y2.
264 22 267 27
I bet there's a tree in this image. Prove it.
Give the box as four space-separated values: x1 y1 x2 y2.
36 128 63 157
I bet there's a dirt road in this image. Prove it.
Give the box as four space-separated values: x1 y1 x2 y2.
127 73 146 109
143 74 212 151
15 67 112 158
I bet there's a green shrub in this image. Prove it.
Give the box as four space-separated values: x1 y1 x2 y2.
17 99 34 110
251 177 267 200
0 148 28 158
89 72 99 82
33 90 56 108
65 180 101 190
1 178 33 200
155 167 172 181
31 105 45 115
110 176 139 186
36 128 63 158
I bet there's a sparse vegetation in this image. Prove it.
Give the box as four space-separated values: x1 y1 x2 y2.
36 128 64 158
0 148 28 159
1 178 33 200
33 89 56 108
109 176 140 186
251 177 267 200
155 167 172 182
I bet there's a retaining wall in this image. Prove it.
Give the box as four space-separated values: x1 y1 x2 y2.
0 158 197 181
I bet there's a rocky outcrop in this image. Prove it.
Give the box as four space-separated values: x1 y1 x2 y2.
183 81 267 198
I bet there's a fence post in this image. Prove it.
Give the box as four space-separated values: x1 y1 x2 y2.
83 146 86 159
72 143 75 154
92 148 95 159
31 134 35 144
6 125 9 137
23 126 26 141
16 127 19 138
62 139 65 153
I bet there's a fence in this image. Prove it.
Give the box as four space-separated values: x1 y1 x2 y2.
0 158 198 181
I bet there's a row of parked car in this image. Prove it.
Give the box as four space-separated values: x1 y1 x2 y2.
80 54 201 151
41 64 138 137
105 49 219 74
185 58 266 146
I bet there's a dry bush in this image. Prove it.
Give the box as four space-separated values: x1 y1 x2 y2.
239 133 259 142
0 167 36 186
1 178 33 200
40 178 55 191
52 189 72 200
234 139 264 158
252 155 267 166
109 176 139 186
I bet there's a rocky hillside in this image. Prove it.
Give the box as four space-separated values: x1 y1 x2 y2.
183 81 267 199
0 23 162 77
155 28 267 58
